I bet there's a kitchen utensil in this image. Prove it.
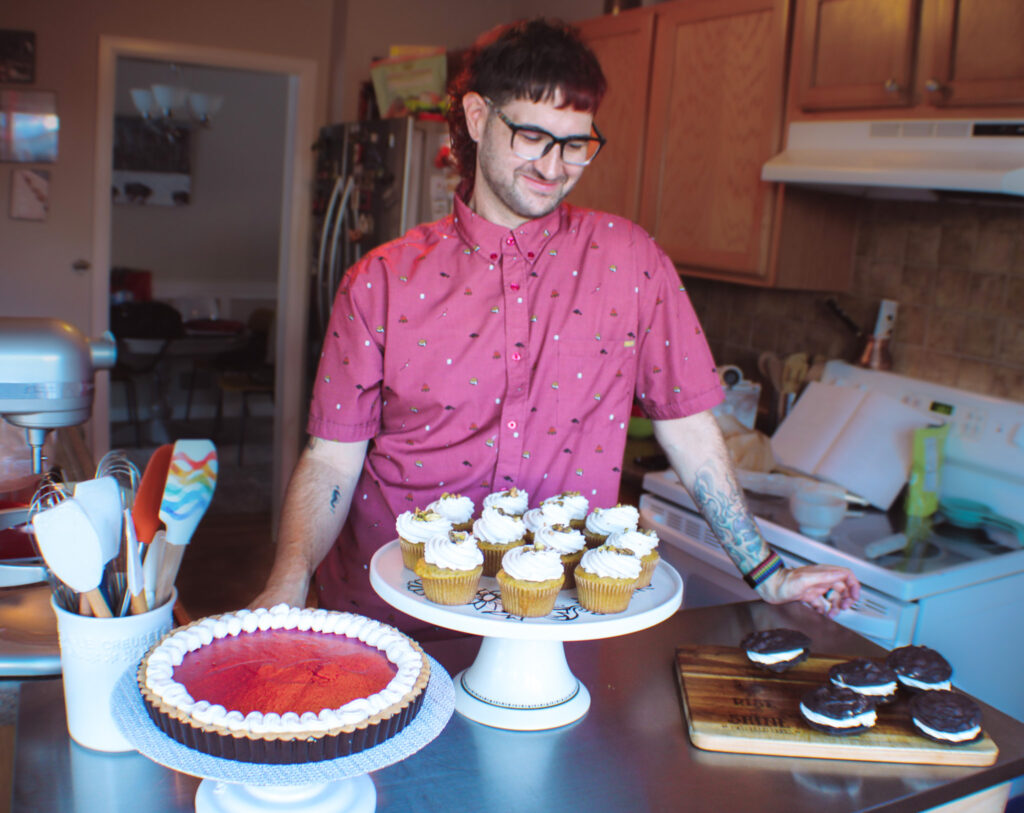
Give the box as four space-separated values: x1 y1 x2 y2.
858 299 898 371
939 498 1024 547
134 444 173 607
72 477 123 565
95 449 141 509
823 297 865 340
757 351 784 423
31 499 112 617
781 352 809 416
153 439 218 605
123 508 148 615
788 484 846 539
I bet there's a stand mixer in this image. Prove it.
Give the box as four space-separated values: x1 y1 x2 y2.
0 317 116 475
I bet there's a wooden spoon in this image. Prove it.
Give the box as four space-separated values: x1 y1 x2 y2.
31 499 112 618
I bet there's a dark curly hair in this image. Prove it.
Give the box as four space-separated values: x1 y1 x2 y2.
447 18 607 202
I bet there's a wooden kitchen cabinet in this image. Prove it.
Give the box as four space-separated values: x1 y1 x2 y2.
793 0 1024 112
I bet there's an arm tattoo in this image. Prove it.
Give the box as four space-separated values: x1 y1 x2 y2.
329 486 341 513
691 464 766 573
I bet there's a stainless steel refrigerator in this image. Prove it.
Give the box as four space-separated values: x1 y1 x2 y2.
311 117 456 337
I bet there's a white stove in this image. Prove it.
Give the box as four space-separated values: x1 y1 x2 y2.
641 361 1024 723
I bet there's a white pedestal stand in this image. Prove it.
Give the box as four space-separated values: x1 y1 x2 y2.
112 656 454 813
369 540 683 732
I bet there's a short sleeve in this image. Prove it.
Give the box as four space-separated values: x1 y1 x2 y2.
307 254 388 441
631 225 723 420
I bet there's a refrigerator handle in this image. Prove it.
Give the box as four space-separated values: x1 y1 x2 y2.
323 175 355 334
316 175 346 335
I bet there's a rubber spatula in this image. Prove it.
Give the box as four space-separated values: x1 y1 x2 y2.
31 499 113 618
124 508 148 615
134 444 173 607
154 439 218 605
73 476 124 567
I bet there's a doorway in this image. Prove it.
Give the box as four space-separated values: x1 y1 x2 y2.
92 37 317 523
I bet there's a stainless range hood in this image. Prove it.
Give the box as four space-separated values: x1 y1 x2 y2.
762 120 1024 198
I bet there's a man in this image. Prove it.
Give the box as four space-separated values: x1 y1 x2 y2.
252 19 860 631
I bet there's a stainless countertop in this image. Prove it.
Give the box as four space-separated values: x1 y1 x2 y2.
11 601 1024 812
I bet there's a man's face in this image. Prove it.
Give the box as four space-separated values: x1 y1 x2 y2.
470 91 594 228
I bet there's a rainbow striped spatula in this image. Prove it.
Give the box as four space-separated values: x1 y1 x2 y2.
153 439 218 605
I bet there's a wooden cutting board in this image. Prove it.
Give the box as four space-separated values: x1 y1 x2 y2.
675 645 998 766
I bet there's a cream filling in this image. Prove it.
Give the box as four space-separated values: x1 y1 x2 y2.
913 718 980 743
800 704 877 729
898 675 951 691
747 647 804 665
832 676 897 696
144 605 423 737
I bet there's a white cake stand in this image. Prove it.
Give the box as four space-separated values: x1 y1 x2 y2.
112 655 454 813
369 540 682 731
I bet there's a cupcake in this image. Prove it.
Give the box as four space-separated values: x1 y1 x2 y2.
606 528 660 588
426 492 475 532
534 524 587 588
396 508 452 570
472 506 527 577
496 544 565 617
482 487 529 517
583 504 639 548
414 530 484 605
541 491 589 530
574 545 641 614
522 502 571 543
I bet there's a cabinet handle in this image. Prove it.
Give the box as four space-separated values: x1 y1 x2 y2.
884 78 900 93
925 79 944 93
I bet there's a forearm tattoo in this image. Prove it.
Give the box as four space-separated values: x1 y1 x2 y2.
691 464 766 573
329 486 342 513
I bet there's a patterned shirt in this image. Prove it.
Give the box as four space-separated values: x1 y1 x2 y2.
309 195 722 632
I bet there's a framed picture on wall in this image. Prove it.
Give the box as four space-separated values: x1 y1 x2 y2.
111 116 192 206
0 90 58 163
9 168 49 221
0 30 35 84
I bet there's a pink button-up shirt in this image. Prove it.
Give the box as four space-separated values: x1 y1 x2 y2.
309 196 722 633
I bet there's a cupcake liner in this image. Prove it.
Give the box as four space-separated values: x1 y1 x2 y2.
478 541 524 578
636 551 659 589
583 531 607 549
559 550 584 589
574 569 637 614
495 571 563 617
416 565 482 606
399 538 425 570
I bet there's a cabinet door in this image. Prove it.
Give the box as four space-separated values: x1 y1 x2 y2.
571 9 656 220
795 0 921 110
639 0 787 281
923 0 1024 107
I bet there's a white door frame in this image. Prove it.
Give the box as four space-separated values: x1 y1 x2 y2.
93 36 317 523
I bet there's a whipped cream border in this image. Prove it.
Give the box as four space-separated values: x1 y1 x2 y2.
142 604 425 738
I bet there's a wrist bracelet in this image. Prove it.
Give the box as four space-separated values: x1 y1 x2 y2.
743 550 783 588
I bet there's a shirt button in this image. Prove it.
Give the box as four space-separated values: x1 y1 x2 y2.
509 282 520 291
527 251 535 259
506 237 514 246
511 352 521 361
507 420 517 430
490 253 498 260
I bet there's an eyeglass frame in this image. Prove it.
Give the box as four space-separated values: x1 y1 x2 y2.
483 96 606 166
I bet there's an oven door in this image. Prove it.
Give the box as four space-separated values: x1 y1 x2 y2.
639 493 918 648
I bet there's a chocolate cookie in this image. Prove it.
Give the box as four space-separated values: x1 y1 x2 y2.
909 690 982 744
828 658 899 703
799 684 877 736
886 645 953 691
741 628 811 672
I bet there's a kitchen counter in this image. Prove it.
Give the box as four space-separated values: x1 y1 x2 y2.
11 600 1024 812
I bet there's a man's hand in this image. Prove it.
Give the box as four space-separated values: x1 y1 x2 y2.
758 564 861 618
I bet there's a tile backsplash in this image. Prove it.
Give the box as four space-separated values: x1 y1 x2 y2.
685 197 1024 412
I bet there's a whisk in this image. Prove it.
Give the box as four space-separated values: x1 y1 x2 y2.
96 450 142 616
27 472 78 612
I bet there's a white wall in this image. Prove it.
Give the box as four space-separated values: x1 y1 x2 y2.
111 60 287 296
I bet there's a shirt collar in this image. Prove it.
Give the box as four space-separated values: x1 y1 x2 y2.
452 194 564 266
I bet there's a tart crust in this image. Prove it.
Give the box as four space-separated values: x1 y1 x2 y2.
137 611 430 764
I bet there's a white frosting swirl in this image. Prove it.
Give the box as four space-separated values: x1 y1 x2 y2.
500 545 564 582
578 545 642 579
534 524 586 555
542 491 589 521
143 604 424 737
585 504 639 536
396 509 452 544
606 528 659 557
424 531 484 571
522 503 571 534
426 493 474 525
472 506 526 545
482 487 529 515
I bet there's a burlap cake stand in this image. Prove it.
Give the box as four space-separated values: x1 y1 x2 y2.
369 539 683 731
113 654 454 813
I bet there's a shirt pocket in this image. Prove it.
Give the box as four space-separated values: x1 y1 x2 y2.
555 339 636 428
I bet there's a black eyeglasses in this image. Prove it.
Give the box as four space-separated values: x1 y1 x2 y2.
484 97 605 166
